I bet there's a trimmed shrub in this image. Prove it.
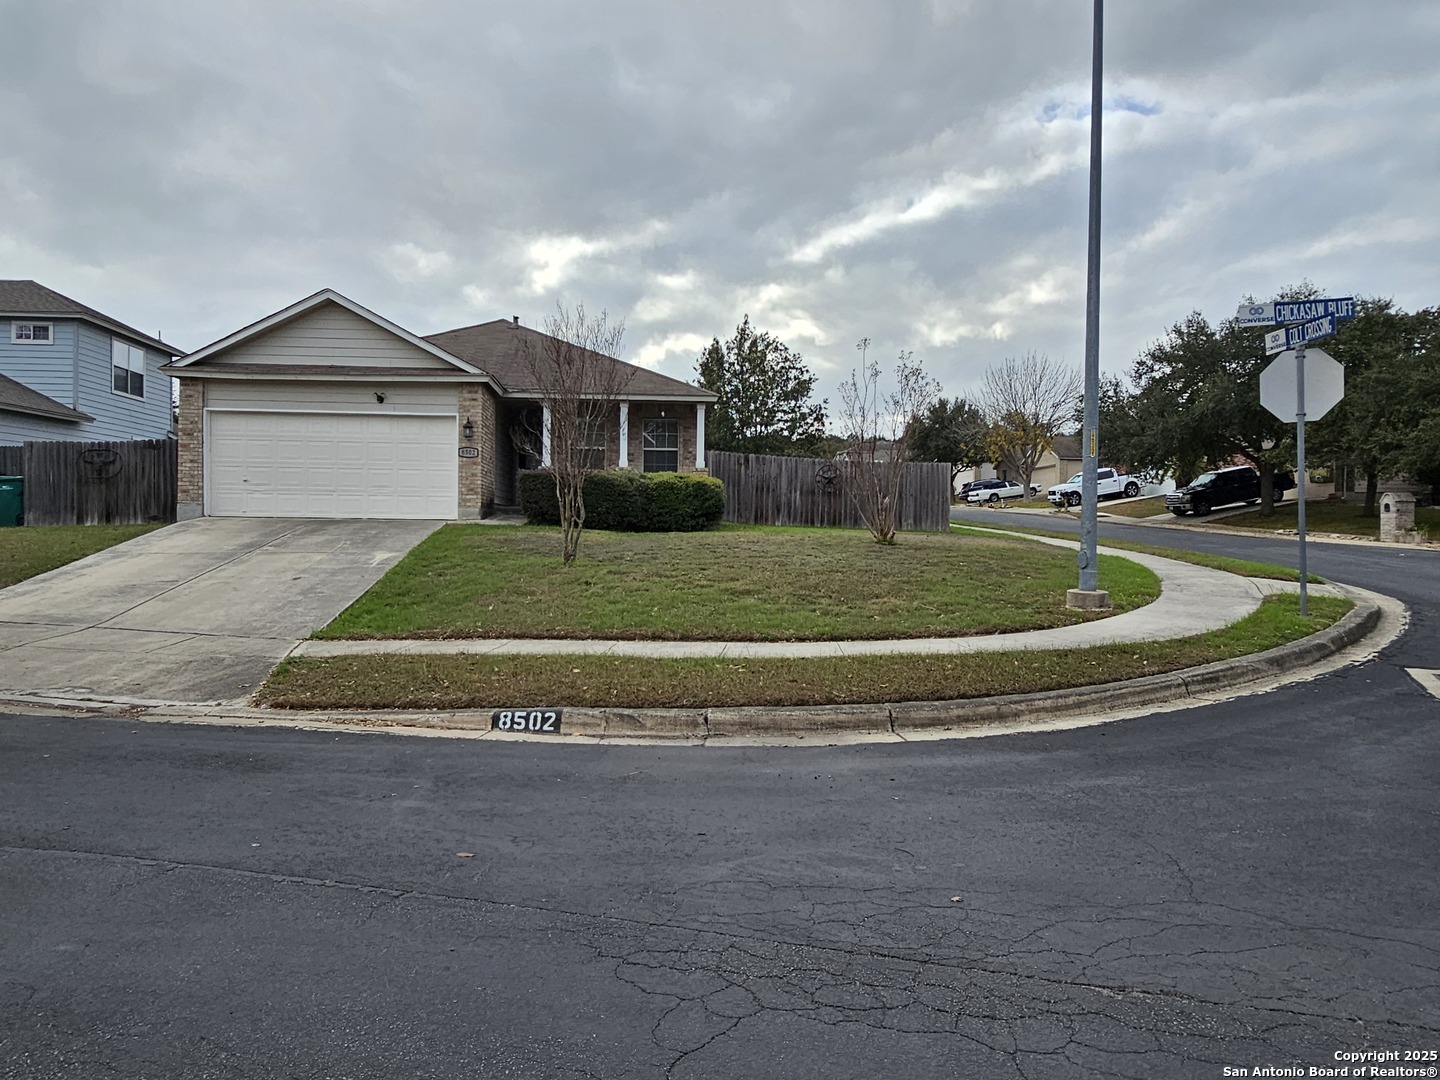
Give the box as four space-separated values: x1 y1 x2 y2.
517 469 560 524
582 469 648 531
518 469 725 532
642 472 726 531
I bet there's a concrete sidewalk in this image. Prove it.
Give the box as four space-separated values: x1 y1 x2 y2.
291 537 1343 661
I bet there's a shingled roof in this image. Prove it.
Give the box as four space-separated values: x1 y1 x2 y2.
425 319 715 400
0 372 93 423
0 280 181 355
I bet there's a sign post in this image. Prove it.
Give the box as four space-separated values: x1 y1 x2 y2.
1259 345 1345 615
1245 296 1353 614
1294 342 1309 613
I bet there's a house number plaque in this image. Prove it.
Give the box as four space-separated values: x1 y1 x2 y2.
458 446 480 458
491 710 563 734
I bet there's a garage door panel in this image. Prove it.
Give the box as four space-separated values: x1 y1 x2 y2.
208 411 456 519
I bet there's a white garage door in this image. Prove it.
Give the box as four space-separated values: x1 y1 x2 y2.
208 411 457 518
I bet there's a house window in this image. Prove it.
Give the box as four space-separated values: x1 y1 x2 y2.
579 418 608 471
12 322 52 343
643 418 678 472
112 339 145 398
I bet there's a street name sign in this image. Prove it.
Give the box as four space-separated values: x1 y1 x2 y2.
1260 348 1344 422
1273 297 1355 323
1265 314 1338 355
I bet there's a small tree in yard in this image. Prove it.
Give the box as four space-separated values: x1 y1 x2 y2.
979 352 1082 496
522 302 632 565
837 339 940 544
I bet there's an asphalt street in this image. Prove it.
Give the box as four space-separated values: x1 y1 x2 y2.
2 516 1437 1079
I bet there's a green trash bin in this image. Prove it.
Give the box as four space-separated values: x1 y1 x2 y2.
0 475 23 527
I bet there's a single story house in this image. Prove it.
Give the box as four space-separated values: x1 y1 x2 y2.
164 289 717 520
953 436 1085 498
0 280 181 444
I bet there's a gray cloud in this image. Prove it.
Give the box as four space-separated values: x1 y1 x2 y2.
1 0 1435 407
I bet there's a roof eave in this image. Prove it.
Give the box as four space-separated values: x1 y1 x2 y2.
0 402 95 423
166 369 499 385
168 289 484 374
0 310 180 356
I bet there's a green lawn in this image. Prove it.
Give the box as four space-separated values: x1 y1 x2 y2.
258 594 1353 711
954 523 1321 582
1218 500 1438 539
316 523 1160 641
1099 496 1169 519
0 524 163 589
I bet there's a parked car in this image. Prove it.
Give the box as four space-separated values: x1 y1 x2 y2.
1164 466 1294 516
966 478 1027 504
1047 467 1141 507
955 480 985 501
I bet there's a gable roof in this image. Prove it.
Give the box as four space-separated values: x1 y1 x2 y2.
425 319 716 401
0 372 94 424
167 288 485 375
1051 434 1082 461
0 280 180 355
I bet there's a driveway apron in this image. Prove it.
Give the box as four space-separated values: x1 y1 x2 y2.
0 518 442 704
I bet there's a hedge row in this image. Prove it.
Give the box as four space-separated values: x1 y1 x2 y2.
518 469 726 532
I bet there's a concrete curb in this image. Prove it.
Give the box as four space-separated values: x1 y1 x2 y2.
105 590 1381 743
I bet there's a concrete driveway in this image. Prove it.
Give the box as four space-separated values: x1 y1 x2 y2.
0 518 442 705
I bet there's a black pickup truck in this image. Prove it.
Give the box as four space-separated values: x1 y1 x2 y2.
1165 465 1294 516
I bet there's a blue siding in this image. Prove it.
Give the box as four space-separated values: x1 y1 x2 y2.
73 323 174 441
0 319 174 444
0 410 91 444
0 318 79 406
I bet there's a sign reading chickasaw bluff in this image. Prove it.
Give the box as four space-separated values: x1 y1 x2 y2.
1273 297 1356 323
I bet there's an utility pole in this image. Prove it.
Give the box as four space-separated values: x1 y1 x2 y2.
1069 0 1110 611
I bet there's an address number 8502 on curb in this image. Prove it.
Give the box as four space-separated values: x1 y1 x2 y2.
491 709 563 734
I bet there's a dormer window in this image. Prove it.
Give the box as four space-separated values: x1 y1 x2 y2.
112 339 146 398
12 321 52 343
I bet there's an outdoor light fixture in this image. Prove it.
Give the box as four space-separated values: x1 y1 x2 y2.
463 417 475 440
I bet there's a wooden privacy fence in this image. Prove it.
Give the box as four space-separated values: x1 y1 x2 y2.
708 451 950 532
3 439 177 526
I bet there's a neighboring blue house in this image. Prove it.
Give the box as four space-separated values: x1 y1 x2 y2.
0 280 182 445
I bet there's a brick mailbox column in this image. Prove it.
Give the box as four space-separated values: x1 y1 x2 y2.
1380 491 1419 544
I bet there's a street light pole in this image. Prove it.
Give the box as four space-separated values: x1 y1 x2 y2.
1070 0 1110 610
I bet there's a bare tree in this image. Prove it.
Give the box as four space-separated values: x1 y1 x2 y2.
836 339 940 544
522 302 632 565
979 352 1082 495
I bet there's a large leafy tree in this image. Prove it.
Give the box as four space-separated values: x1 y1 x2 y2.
1312 301 1440 513
1100 288 1326 512
696 317 827 456
907 396 988 488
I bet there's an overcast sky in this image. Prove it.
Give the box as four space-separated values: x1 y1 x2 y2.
3 0 1437 406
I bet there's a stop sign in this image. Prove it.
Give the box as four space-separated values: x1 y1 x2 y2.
1260 348 1345 422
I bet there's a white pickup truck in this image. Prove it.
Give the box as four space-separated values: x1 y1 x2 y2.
1047 467 1141 507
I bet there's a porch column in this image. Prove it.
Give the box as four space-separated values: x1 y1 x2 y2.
695 403 706 469
541 404 552 467
618 402 629 469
